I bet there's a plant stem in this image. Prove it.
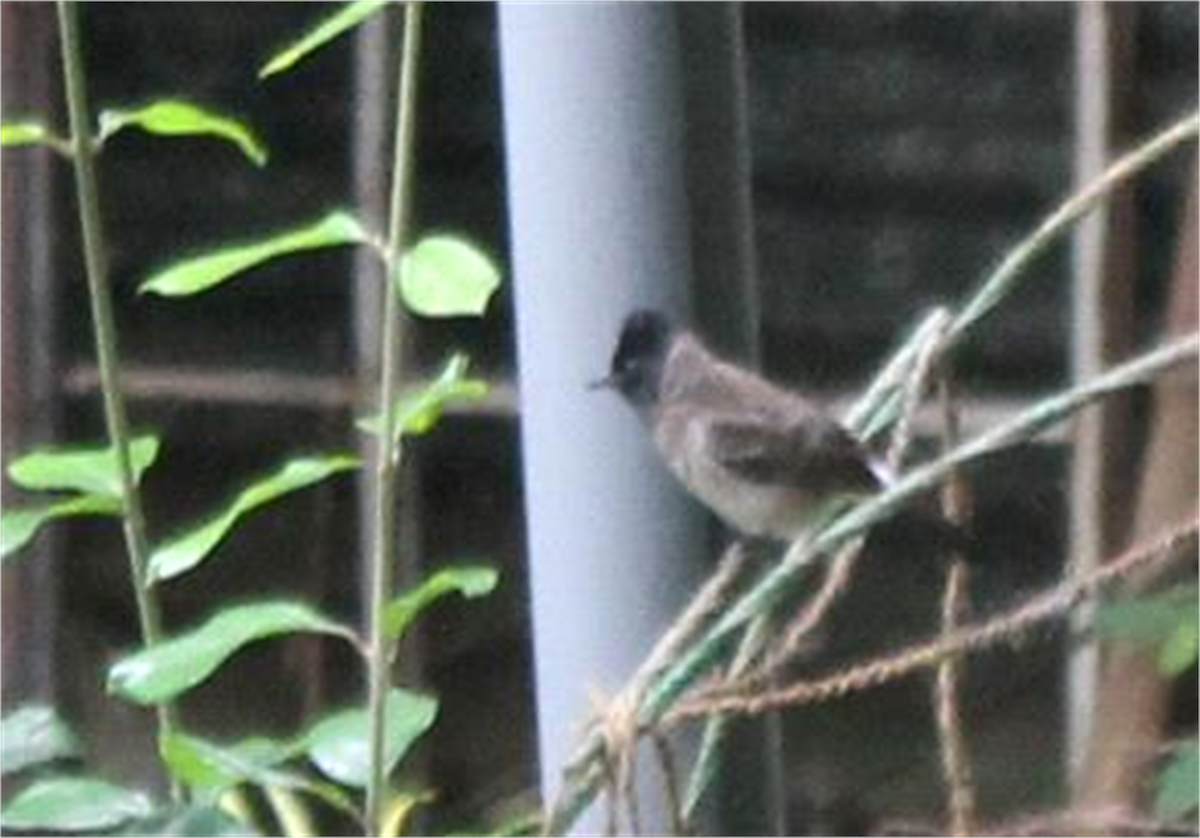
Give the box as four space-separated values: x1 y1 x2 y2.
948 112 1198 343
56 0 181 792
365 3 424 833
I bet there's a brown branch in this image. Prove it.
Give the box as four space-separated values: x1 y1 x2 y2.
762 539 865 675
652 732 690 836
551 545 751 836
669 519 1198 723
934 374 977 836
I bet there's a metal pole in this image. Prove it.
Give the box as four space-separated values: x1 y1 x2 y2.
500 5 705 833
500 4 780 833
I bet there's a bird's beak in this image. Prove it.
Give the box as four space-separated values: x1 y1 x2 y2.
587 374 616 392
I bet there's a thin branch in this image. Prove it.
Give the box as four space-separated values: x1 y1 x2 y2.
56 0 180 792
848 112 1198 445
933 374 976 837
652 733 689 836
672 518 1197 721
648 332 1198 730
365 3 423 834
763 538 865 674
550 543 752 836
948 112 1199 342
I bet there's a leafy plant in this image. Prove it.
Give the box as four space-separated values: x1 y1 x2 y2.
96 100 269 166
0 776 156 833
146 455 360 583
1098 583 1199 820
1 436 160 558
1 705 82 776
1155 742 1199 822
1097 583 1199 676
2 1 503 835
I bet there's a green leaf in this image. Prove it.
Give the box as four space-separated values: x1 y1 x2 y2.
1 705 82 776
1096 585 1197 641
302 689 438 788
0 776 154 833
162 734 284 792
447 810 543 838
398 236 502 318
7 435 161 498
97 100 268 166
2 495 123 560
139 212 368 297
1 120 68 152
384 564 498 641
1096 584 1200 679
259 0 391 79
161 734 355 816
489 811 544 837
148 454 358 583
108 601 356 704
128 804 260 837
357 354 489 444
1156 743 1199 821
1160 619 1199 675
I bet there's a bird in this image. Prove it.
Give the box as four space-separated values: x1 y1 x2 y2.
591 309 964 555
590 309 894 541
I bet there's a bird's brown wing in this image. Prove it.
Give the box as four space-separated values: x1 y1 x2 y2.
707 414 880 494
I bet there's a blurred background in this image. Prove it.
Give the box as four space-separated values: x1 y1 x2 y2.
2 3 1196 833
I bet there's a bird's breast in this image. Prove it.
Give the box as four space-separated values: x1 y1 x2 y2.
652 410 818 540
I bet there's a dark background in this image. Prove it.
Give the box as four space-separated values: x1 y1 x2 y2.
2 3 1196 832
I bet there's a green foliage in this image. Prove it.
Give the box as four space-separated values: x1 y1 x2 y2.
1156 742 1199 822
148 454 359 583
399 236 502 318
127 804 259 837
0 119 69 153
108 601 357 704
0 705 82 776
139 211 368 297
447 810 543 837
1 495 122 559
490 812 544 837
1 436 161 559
8 435 160 497
357 353 489 445
0 776 154 833
160 733 355 816
258 0 391 79
1099 586 1199 823
98 100 269 166
1 120 52 146
5 5 506 832
1097 583 1199 675
302 688 438 788
384 564 499 641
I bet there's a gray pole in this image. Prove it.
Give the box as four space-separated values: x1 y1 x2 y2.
499 5 703 834
500 4 781 835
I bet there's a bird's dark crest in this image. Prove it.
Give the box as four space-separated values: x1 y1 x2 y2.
605 309 675 408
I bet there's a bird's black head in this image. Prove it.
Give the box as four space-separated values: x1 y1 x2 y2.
593 309 674 409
